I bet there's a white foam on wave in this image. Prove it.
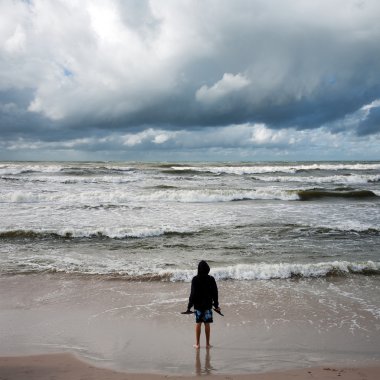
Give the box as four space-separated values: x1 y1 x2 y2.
0 225 196 239
0 163 135 177
8 191 43 203
6 172 377 186
253 174 380 184
0 164 59 176
311 219 380 233
32 175 139 184
1 162 379 178
0 188 299 204
168 261 380 282
134 189 298 203
171 163 380 175
2 248 379 280
58 226 193 239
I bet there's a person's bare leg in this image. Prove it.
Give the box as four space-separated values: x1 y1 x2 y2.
194 323 201 349
205 323 212 348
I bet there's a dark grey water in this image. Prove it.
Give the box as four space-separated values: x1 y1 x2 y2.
0 161 379 279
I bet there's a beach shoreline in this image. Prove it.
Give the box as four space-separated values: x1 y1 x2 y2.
0 353 379 380
1 274 379 375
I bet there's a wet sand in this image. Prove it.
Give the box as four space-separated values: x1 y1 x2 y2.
0 274 379 375
0 353 379 380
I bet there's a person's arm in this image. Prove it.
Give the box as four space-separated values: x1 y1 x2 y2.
212 277 219 309
187 278 195 311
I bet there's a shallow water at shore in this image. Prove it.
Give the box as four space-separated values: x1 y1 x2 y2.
1 274 379 374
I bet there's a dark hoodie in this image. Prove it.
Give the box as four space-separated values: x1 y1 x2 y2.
187 261 219 311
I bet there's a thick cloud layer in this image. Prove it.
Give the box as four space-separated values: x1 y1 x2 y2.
1 0 379 160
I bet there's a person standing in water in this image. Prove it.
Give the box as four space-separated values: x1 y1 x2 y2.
186 260 220 349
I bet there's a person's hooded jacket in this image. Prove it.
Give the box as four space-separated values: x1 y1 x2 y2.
187 261 219 311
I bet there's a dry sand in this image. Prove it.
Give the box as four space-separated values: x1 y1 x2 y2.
0 353 379 380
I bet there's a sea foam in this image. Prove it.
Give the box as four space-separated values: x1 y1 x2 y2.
170 163 380 175
168 261 380 282
2 259 379 280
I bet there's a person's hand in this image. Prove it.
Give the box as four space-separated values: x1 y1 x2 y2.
215 307 221 312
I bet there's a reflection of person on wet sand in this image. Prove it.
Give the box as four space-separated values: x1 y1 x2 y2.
195 347 213 375
186 260 220 349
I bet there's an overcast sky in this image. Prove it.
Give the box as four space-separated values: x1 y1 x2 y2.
1 0 380 161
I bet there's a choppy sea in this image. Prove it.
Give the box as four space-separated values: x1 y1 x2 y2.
1 161 380 372
1 161 379 280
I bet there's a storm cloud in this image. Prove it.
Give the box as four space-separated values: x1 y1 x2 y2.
0 0 379 160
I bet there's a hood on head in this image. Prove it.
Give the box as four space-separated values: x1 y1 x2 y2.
198 260 210 275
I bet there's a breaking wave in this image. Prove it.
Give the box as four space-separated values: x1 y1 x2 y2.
169 163 380 175
0 164 135 177
0 176 140 184
2 260 379 281
0 227 197 240
251 174 380 184
1 162 380 179
3 187 378 205
0 188 299 204
168 261 380 281
0 222 378 242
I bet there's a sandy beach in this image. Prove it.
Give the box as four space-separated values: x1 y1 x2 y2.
1 274 379 377
1 353 380 380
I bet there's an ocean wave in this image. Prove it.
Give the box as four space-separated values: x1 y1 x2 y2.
0 164 135 177
3 172 379 186
0 224 378 242
1 162 379 178
251 174 380 184
309 225 379 235
161 169 207 176
167 261 380 281
58 166 135 176
0 176 27 182
170 163 380 175
297 189 378 201
0 188 299 204
0 175 140 184
2 187 378 204
0 227 197 240
140 189 299 202
2 261 379 280
0 165 60 176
